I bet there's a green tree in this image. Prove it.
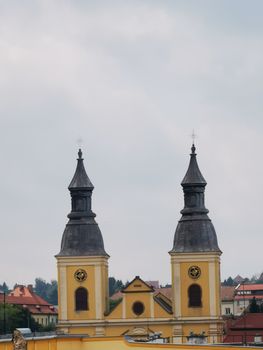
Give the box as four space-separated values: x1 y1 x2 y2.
0 282 9 293
34 278 58 305
108 277 124 297
226 277 234 286
0 304 40 334
34 278 48 300
46 280 58 305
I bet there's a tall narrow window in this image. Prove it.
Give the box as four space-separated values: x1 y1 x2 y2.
188 284 202 307
75 287 88 311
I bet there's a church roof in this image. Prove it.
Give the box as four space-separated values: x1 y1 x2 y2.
170 144 221 254
68 149 94 190
181 144 207 186
57 149 108 257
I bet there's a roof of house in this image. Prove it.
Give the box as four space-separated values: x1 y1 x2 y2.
146 281 160 289
235 295 263 300
0 285 57 315
233 275 245 283
154 287 172 300
235 284 263 292
228 313 263 330
221 286 235 301
224 313 263 343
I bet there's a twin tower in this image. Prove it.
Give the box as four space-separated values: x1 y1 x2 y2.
56 146 223 343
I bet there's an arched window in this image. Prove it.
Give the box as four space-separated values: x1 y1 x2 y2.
75 287 88 311
188 284 202 307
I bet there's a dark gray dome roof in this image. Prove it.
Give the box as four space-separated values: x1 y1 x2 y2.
57 149 108 257
59 219 108 257
172 215 220 253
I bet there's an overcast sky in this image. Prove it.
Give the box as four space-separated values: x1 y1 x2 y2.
1 0 263 288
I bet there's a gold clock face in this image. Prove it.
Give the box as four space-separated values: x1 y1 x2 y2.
74 269 87 282
188 266 201 279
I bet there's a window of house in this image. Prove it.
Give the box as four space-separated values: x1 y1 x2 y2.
188 284 202 307
75 287 88 311
225 307 231 314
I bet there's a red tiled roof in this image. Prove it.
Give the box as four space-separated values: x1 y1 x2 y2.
221 286 235 301
154 287 172 301
235 295 263 300
235 284 263 291
224 313 263 343
146 281 160 289
110 291 122 301
0 285 57 315
225 313 263 331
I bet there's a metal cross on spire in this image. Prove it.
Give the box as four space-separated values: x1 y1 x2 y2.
77 137 83 148
191 129 197 145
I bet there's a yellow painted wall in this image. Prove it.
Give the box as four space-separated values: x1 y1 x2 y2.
153 300 172 318
215 260 221 316
67 265 96 320
106 300 123 319
0 336 257 350
125 293 151 319
180 262 210 317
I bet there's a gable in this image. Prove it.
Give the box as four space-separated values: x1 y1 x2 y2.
123 276 154 293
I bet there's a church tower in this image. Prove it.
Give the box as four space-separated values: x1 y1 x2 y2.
56 149 109 335
170 144 223 343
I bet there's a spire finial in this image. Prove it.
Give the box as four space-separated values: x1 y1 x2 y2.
190 130 197 154
78 148 83 159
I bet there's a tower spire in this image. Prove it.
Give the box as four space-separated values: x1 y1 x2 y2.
170 144 220 253
181 143 206 187
57 149 108 257
68 148 94 190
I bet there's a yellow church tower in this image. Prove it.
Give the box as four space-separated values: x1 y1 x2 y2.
56 149 109 336
169 144 223 343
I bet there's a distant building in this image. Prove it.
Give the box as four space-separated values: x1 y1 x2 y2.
224 313 263 344
0 285 57 326
233 275 245 285
233 283 263 315
221 286 235 316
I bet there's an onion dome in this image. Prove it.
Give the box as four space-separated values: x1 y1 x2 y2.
170 144 221 253
57 149 108 257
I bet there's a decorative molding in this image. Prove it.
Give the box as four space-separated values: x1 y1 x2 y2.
57 256 109 267
95 265 102 319
122 294 126 319
59 266 67 320
209 262 216 316
171 254 221 263
150 292 154 318
174 263 181 317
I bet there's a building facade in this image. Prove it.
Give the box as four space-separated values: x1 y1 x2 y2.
0 285 57 327
56 146 223 343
